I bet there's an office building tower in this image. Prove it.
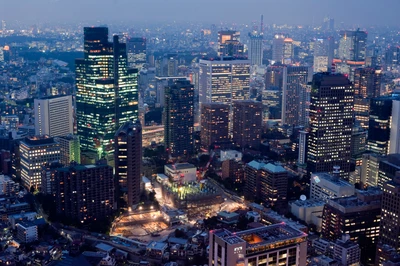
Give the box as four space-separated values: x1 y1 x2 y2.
377 154 400 189
354 68 382 98
1 20 5 36
20 136 60 190
360 153 383 188
265 64 284 89
164 80 194 157
322 17 335 31
338 30 367 62
244 161 288 209
199 58 250 105
127 37 146 69
34 95 73 137
310 172 355 203
376 175 400 264
248 32 263 65
351 126 367 166
54 162 114 224
297 130 308 167
41 161 63 195
283 38 294 64
281 66 312 126
272 34 285 63
385 45 400 70
389 99 400 154
55 135 80 166
156 53 179 77
368 97 398 155
232 100 263 149
76 27 138 160
314 37 334 72
115 120 142 210
262 87 282 120
209 224 307 266
307 73 354 178
354 98 371 129
321 188 381 264
155 76 188 108
217 30 244 57
200 103 230 149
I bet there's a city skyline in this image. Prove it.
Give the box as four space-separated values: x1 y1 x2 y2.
0 0 399 26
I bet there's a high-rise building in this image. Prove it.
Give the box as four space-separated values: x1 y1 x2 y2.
354 98 370 129
385 45 400 70
351 126 367 166
55 135 81 166
34 95 73 137
244 161 288 209
20 136 60 190
389 99 400 154
307 73 354 178
155 53 179 77
313 37 334 72
127 37 146 69
283 38 294 64
354 68 382 98
377 175 400 264
209 224 307 266
1 20 5 36
281 66 312 126
76 27 138 160
321 188 381 264
199 58 250 105
232 100 263 149
155 76 188 107
164 80 194 157
115 120 142 210
272 34 285 63
217 30 244 57
377 154 400 189
360 153 384 188
338 30 367 62
367 97 398 155
200 103 230 149
54 162 114 224
248 32 263 66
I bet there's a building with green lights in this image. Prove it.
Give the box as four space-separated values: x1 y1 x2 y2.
76 27 138 162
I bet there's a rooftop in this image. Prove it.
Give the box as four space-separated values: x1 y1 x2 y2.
312 173 353 188
165 163 196 170
248 160 286 173
291 199 326 208
147 241 168 250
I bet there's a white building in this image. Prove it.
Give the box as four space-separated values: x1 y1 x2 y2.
290 199 325 231
330 235 361 266
34 95 73 137
220 150 242 162
16 222 38 243
164 163 197 183
310 173 355 203
0 175 18 196
390 99 400 154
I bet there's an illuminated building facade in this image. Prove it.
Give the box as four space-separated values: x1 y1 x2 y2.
307 73 354 179
114 120 142 210
232 100 263 149
20 136 60 190
164 80 194 157
199 58 250 105
354 68 382 98
127 37 146 69
76 27 138 161
338 30 367 62
376 176 400 265
55 134 81 166
281 66 312 126
367 97 398 155
321 188 381 264
389 99 400 154
54 162 114 224
217 30 244 57
200 103 230 149
272 34 285 63
34 95 74 137
313 37 334 72
209 224 307 266
248 32 263 66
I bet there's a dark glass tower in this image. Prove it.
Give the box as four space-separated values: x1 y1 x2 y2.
164 80 194 157
307 73 354 179
76 27 138 161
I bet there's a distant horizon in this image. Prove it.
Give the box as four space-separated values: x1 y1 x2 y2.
0 0 398 27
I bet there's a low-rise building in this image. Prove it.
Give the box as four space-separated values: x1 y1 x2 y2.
16 222 38 243
310 172 355 203
290 199 325 231
146 241 168 259
217 211 239 224
164 163 197 183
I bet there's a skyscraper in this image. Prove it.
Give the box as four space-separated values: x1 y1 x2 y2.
354 68 382 98
232 100 263 149
115 120 142 210
389 99 400 154
127 37 146 69
281 66 312 126
313 37 334 72
76 27 138 161
367 96 397 155
307 73 354 178
55 135 81 166
338 30 367 62
164 80 194 157
272 34 285 63
217 30 244 57
198 58 250 105
34 95 74 137
248 32 263 65
200 103 230 149
20 136 61 190
283 38 294 64
377 175 400 265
